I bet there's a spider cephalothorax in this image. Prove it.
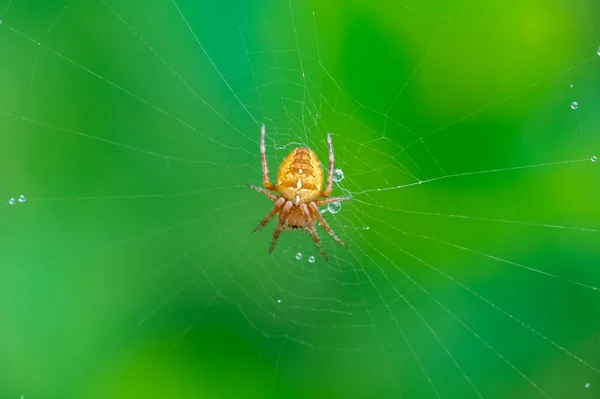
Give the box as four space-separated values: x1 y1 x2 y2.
249 124 351 261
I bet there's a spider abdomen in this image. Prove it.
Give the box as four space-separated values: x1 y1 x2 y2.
276 148 323 204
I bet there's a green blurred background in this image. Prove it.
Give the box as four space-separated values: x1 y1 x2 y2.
1 0 600 398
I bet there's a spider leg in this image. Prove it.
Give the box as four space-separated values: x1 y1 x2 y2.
260 123 277 191
309 202 347 248
248 184 278 201
253 197 285 233
314 196 352 207
320 133 335 198
300 203 328 261
269 200 293 254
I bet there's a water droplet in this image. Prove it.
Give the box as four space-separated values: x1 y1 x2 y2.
328 202 341 214
277 299 281 303
585 382 590 388
0 20 3 25
569 83 574 88
308 255 315 263
418 181 423 185
571 101 579 110
592 156 597 163
18 194 26 203
597 47 600 56
332 168 344 183
295 252 302 260
8 198 15 205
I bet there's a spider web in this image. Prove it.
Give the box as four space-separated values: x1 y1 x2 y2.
1 0 600 398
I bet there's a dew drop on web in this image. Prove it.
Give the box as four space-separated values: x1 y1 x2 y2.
308 255 315 263
328 202 341 214
570 101 579 110
18 194 26 203
8 197 16 205
332 168 344 183
591 156 597 163
295 252 302 260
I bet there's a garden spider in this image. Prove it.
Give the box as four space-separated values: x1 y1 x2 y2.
249 124 351 261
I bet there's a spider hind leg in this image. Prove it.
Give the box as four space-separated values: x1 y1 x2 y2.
315 196 352 207
260 123 277 191
249 184 278 201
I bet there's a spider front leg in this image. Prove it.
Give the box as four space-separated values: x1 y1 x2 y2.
253 197 285 233
300 203 328 261
309 202 347 248
269 201 293 254
260 123 277 191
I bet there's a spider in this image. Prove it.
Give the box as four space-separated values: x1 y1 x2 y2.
249 124 351 261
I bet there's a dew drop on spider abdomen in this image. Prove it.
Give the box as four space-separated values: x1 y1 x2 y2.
328 202 341 214
332 168 344 183
308 255 316 263
295 252 303 260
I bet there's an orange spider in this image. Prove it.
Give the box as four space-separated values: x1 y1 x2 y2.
249 124 351 261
